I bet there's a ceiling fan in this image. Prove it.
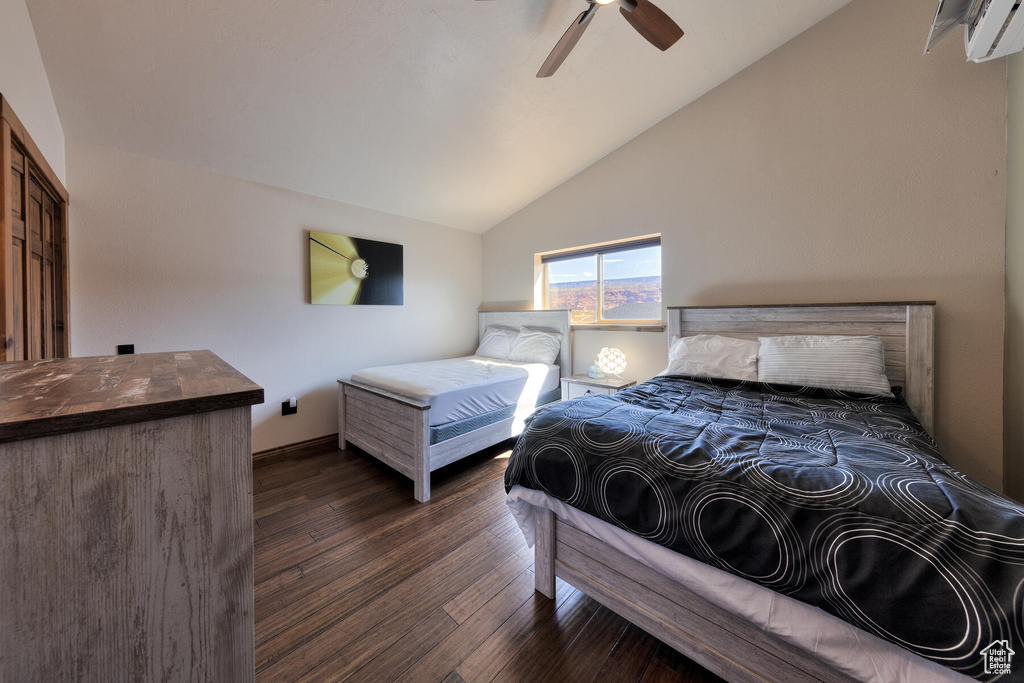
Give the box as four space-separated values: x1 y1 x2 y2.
483 0 685 78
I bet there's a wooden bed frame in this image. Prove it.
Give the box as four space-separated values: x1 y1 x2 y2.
338 310 572 502
533 302 937 683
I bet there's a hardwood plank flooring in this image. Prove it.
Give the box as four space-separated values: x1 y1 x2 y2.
254 444 724 683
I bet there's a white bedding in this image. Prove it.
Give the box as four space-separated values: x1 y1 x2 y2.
506 486 969 683
350 356 560 426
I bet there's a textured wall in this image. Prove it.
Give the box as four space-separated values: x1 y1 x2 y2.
1007 53 1024 501
68 141 482 453
482 0 1007 489
0 0 65 181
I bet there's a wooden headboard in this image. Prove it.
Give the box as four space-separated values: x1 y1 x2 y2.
667 302 936 435
478 310 573 378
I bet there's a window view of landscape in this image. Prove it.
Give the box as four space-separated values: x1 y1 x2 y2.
548 245 661 323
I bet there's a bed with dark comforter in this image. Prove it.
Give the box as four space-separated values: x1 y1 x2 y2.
504 375 1024 680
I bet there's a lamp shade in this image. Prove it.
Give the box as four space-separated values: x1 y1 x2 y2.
597 347 627 376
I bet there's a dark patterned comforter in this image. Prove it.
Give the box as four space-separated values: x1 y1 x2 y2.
504 375 1024 680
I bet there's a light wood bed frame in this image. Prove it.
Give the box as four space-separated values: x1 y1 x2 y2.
533 302 937 683
338 310 572 502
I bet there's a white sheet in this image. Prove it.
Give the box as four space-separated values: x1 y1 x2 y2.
350 356 560 426
506 486 970 683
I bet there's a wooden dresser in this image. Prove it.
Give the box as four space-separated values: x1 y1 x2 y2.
0 350 263 682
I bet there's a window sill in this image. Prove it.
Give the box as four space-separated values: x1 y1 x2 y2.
571 324 666 333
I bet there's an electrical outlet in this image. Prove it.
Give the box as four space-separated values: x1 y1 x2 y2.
281 398 297 416
117 344 135 355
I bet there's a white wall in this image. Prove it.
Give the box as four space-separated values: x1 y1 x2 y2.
68 141 482 452
0 0 65 181
482 0 1007 490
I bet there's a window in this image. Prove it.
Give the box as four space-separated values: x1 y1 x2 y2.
541 237 661 325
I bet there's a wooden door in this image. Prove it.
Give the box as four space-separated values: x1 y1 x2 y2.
25 168 60 359
9 143 26 359
1 95 68 361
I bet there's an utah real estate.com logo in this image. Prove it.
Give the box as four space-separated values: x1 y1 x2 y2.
981 640 1015 676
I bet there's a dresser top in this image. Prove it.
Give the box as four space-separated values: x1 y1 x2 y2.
0 350 264 443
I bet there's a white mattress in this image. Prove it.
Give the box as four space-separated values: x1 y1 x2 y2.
350 356 560 426
506 486 969 683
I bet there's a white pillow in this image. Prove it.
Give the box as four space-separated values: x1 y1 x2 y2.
757 335 892 397
509 328 562 365
661 334 759 381
475 326 518 360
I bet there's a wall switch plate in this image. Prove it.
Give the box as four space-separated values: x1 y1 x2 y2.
281 399 297 416
117 344 135 355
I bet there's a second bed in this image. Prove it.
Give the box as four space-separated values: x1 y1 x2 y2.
338 310 571 502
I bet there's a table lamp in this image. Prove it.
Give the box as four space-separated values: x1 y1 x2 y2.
597 347 627 378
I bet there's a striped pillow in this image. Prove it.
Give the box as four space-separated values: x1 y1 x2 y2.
757 335 892 397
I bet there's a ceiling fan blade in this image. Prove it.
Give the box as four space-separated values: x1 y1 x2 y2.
619 0 683 51
537 7 597 78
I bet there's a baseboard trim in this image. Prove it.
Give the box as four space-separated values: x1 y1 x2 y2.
253 433 338 467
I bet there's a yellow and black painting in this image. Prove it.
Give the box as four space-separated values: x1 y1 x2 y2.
309 231 404 305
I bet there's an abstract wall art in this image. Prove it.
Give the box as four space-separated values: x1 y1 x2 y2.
309 231 404 305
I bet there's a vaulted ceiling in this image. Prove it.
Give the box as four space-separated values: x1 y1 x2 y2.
26 0 851 232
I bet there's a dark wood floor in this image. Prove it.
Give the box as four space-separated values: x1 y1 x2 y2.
253 443 724 683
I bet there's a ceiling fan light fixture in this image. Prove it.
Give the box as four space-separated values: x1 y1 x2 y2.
534 0 683 77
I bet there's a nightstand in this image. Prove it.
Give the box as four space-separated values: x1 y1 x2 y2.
561 375 637 400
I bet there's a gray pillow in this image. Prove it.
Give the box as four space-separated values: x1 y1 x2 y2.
757 335 892 397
